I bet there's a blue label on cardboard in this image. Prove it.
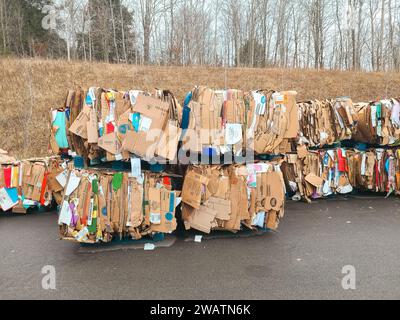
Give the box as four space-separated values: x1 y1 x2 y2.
165 212 174 222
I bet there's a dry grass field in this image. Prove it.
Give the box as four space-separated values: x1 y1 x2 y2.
1 57 400 158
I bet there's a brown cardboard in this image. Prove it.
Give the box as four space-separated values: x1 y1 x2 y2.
181 171 209 209
111 183 121 233
297 145 308 159
122 95 169 158
47 169 64 192
87 107 99 143
133 95 170 119
12 204 27 214
282 91 299 139
264 171 285 211
129 181 143 228
224 177 247 231
28 164 46 201
69 107 90 139
119 174 129 235
305 173 324 187
98 132 121 155
148 187 161 216
207 197 231 221
0 167 4 187
49 129 60 154
266 211 278 230
156 122 182 161
186 205 218 234
123 130 157 159
151 189 177 233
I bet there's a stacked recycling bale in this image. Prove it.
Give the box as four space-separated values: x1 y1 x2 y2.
52 86 290 243
287 97 400 202
353 99 400 146
245 90 298 154
181 163 285 233
297 97 356 147
282 147 400 202
58 168 181 243
0 155 67 213
297 97 400 148
178 87 294 233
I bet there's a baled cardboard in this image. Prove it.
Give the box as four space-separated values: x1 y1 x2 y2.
182 164 285 234
58 168 180 243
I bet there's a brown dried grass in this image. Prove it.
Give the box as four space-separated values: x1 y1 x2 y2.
1 57 399 158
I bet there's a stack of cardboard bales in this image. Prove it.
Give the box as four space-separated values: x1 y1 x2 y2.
58 168 181 243
0 156 65 213
49 85 400 245
52 86 292 242
51 87 186 242
285 96 400 202
181 163 285 233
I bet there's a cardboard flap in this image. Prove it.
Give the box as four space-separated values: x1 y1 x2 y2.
207 197 231 221
264 172 285 211
69 107 90 139
305 173 324 187
133 95 169 132
181 170 209 209
186 205 217 234
98 132 121 155
87 107 99 143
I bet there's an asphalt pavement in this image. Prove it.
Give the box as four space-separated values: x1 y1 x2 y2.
1 195 400 300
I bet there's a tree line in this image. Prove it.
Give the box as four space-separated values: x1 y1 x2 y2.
1 0 399 71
